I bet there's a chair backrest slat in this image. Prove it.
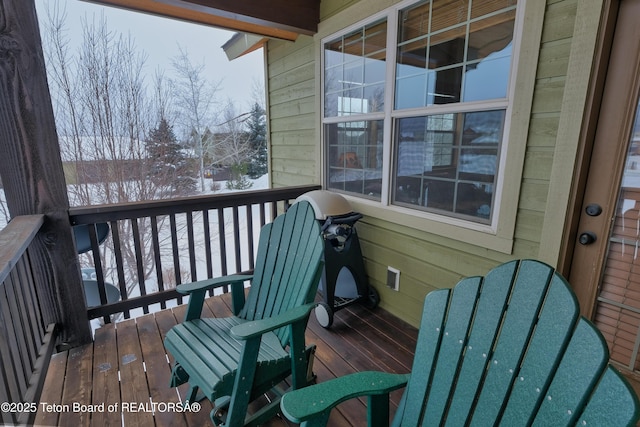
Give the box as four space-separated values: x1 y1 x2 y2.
577 366 640 426
239 201 323 345
499 275 580 425
420 277 482 425
531 319 608 425
395 288 450 425
444 261 520 426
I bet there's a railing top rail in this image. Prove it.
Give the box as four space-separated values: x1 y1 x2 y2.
68 185 321 224
0 214 45 283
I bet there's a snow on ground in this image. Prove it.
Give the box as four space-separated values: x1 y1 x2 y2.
0 175 274 328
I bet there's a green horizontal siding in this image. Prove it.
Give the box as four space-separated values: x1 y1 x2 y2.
266 0 592 327
268 33 317 188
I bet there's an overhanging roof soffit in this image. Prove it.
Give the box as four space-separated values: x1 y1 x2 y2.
83 0 320 41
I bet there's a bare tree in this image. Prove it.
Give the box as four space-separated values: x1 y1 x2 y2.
216 99 254 167
40 5 196 305
170 46 222 191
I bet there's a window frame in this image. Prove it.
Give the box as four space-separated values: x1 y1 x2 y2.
318 0 540 253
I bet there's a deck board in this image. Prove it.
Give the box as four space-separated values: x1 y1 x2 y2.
91 323 121 427
34 350 67 426
117 318 156 426
59 343 93 426
37 293 416 426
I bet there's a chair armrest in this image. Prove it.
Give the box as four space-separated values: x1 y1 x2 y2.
230 303 317 340
177 274 253 294
280 371 410 424
181 274 252 321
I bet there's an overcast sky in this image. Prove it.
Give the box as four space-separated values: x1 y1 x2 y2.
33 0 265 110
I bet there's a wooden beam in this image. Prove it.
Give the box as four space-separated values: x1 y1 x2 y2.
158 0 319 35
0 1 92 346
83 0 319 40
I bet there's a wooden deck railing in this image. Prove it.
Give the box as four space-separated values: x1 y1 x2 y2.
0 215 58 426
68 185 320 323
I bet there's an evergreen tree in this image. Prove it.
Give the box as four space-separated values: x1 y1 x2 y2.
245 103 267 179
226 163 253 190
147 118 196 195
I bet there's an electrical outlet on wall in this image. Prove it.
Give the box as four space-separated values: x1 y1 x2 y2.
387 266 400 291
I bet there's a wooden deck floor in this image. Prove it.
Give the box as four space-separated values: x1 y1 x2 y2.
35 293 417 426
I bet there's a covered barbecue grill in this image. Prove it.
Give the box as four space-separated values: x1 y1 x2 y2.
296 190 379 328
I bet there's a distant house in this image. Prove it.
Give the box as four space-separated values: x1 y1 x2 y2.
203 166 232 181
58 136 148 185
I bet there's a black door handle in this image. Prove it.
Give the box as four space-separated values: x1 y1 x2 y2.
579 232 597 245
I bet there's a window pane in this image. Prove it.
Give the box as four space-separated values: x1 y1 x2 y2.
397 40 427 78
324 20 387 117
433 66 462 104
431 0 469 32
396 74 428 109
429 27 466 68
471 0 517 19
463 12 515 101
326 121 384 200
395 0 515 111
463 55 510 101
467 12 514 61
399 1 430 43
393 110 504 222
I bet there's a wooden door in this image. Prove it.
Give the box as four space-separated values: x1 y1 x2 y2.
568 0 640 387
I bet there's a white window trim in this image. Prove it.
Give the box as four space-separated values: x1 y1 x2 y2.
316 0 543 254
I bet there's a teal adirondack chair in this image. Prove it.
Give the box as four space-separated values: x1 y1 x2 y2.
164 201 324 427
281 259 640 427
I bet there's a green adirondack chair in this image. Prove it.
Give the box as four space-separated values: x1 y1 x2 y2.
280 259 640 427
164 200 324 427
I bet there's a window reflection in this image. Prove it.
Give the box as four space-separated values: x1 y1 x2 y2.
326 121 384 199
324 20 387 117
393 111 504 221
395 3 515 109
622 99 640 188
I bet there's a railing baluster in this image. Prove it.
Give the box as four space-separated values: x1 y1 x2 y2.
0 292 20 421
232 206 241 272
0 338 14 424
259 202 266 228
131 218 147 315
218 207 228 294
203 210 213 279
110 220 130 319
10 267 36 370
19 259 43 371
246 204 255 270
6 271 33 387
169 214 182 305
150 216 165 310
88 224 110 324
0 280 26 396
19 252 44 346
186 211 197 281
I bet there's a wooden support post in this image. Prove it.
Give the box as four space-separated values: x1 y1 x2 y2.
0 1 91 345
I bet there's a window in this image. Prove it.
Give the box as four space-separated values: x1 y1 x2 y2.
324 19 387 200
323 0 517 224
